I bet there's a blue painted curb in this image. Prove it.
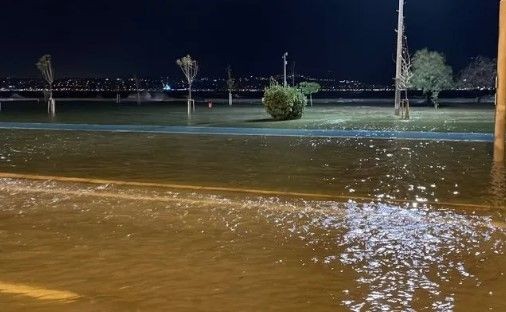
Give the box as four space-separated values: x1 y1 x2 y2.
0 122 494 142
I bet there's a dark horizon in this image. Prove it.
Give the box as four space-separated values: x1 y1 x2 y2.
0 0 500 83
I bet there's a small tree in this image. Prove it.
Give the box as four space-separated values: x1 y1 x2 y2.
298 82 321 107
411 49 454 109
458 56 497 90
36 55 55 115
176 55 198 115
398 42 414 119
399 48 413 91
226 66 235 106
263 83 307 120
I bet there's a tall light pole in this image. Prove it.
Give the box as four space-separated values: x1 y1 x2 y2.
283 52 288 87
292 61 296 86
394 0 405 116
495 0 506 162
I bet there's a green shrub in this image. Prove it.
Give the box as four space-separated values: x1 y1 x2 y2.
263 84 307 120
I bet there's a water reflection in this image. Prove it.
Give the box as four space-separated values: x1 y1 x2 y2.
490 162 506 207
258 199 505 311
339 203 501 311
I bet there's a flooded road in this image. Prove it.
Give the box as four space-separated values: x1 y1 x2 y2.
0 130 504 207
0 179 504 311
0 129 505 311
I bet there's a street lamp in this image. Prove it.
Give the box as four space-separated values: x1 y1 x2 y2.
283 52 288 87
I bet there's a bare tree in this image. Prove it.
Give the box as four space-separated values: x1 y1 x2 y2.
226 66 235 106
458 56 497 90
398 37 413 119
36 55 55 116
177 55 198 116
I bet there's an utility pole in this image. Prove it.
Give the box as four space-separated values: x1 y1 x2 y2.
135 76 141 105
116 79 121 104
495 0 506 162
394 0 405 116
283 52 288 87
292 61 296 86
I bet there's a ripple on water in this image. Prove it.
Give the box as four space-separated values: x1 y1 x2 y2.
257 201 505 312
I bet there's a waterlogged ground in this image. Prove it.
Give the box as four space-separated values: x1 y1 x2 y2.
0 101 496 132
0 130 504 206
0 179 504 311
0 129 505 311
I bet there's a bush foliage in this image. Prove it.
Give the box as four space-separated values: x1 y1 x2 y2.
411 49 454 108
263 84 307 120
298 81 321 106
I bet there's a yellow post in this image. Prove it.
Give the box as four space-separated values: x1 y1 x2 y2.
495 0 506 162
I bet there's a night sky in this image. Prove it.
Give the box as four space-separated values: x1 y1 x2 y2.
0 0 500 83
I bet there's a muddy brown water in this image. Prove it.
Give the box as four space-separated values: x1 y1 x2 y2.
0 129 505 311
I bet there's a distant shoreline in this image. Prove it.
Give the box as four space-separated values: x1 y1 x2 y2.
0 97 495 106
0 88 495 101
